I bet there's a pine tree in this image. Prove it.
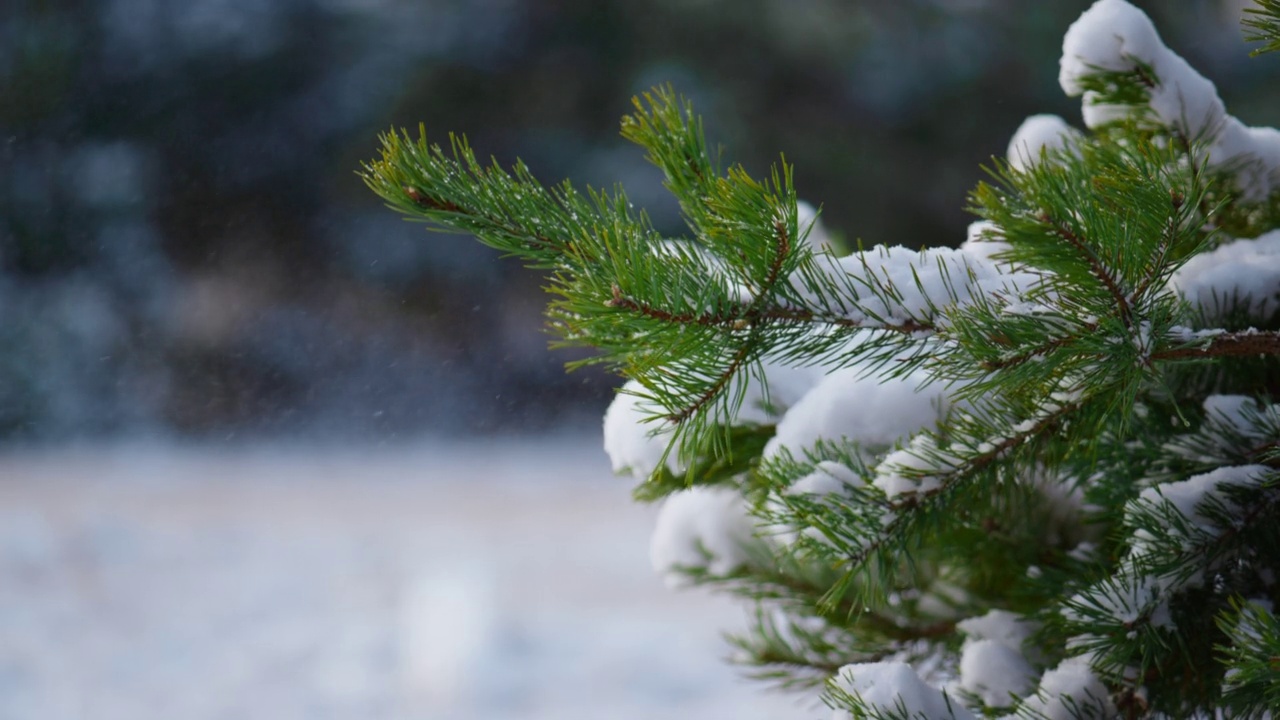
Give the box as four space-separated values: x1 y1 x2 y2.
362 1 1280 717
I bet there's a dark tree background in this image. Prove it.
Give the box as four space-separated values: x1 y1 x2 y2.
0 0 1273 442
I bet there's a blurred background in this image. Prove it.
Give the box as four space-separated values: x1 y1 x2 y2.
3 0 1276 441
0 0 1276 718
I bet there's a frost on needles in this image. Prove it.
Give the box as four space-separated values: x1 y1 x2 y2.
363 0 1280 717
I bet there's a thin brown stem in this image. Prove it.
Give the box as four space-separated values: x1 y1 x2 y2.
667 340 753 424
856 399 1082 567
402 184 569 256
664 218 794 424
1152 330 1280 361
1131 183 1189 305
1043 212 1134 328
981 329 1093 371
606 289 933 334
404 185 461 213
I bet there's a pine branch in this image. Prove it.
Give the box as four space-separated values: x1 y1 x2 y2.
978 329 1093 372
1244 0 1280 56
605 288 927 332
365 5 1280 712
1152 329 1280 361
1062 466 1280 704
1216 600 1280 713
1042 212 1134 329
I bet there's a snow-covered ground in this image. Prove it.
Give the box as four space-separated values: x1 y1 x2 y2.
0 439 815 720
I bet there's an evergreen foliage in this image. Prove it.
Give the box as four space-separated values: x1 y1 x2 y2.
1245 0 1280 56
364 1 1280 717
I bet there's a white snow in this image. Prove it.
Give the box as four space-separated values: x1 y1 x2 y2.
1014 656 1116 720
959 220 1010 264
1006 115 1078 172
649 486 760 587
603 380 678 480
791 460 864 496
798 200 837 252
790 244 1034 331
874 433 958 501
1169 230 1280 321
958 639 1036 708
0 440 806 720
1131 464 1271 555
1202 394 1263 436
956 609 1038 652
764 367 947 460
1060 0 1280 198
768 460 868 549
746 362 828 422
955 610 1039 708
1060 0 1219 134
830 661 976 720
604 366 821 481
1065 463 1272 631
1212 121 1280 200
1167 326 1226 343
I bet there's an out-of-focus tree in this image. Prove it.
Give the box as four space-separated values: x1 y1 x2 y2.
1 0 1275 441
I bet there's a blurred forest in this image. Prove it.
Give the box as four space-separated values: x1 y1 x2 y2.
1 0 1275 443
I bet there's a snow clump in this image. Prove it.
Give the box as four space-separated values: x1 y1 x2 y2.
649 486 758 588
603 380 676 480
1169 230 1280 322
830 661 976 720
958 220 1009 264
954 610 1039 708
605 367 819 480
1014 656 1116 720
1059 0 1280 199
1006 114 1078 172
764 367 946 461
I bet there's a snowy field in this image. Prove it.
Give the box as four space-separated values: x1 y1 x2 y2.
0 438 816 720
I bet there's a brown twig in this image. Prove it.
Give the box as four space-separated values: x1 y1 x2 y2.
862 400 1082 560
665 218 794 424
402 184 568 255
404 185 461 213
606 289 934 334
1151 330 1280 361
981 329 1093 371
1042 212 1134 328
666 340 754 424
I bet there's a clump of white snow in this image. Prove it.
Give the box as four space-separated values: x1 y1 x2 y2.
650 486 759 588
1065 463 1273 632
830 661 976 720
958 640 1036 708
874 434 960 501
1199 395 1280 450
957 609 1038 654
790 460 864 497
1130 464 1272 557
605 366 820 481
1059 0 1280 199
1016 656 1116 720
766 460 869 549
1213 121 1280 200
764 368 947 461
1203 395 1264 436
1169 230 1280 322
789 244 1035 331
954 610 1039 709
959 220 1010 264
1007 115 1078 172
797 201 836 252
603 380 677 480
